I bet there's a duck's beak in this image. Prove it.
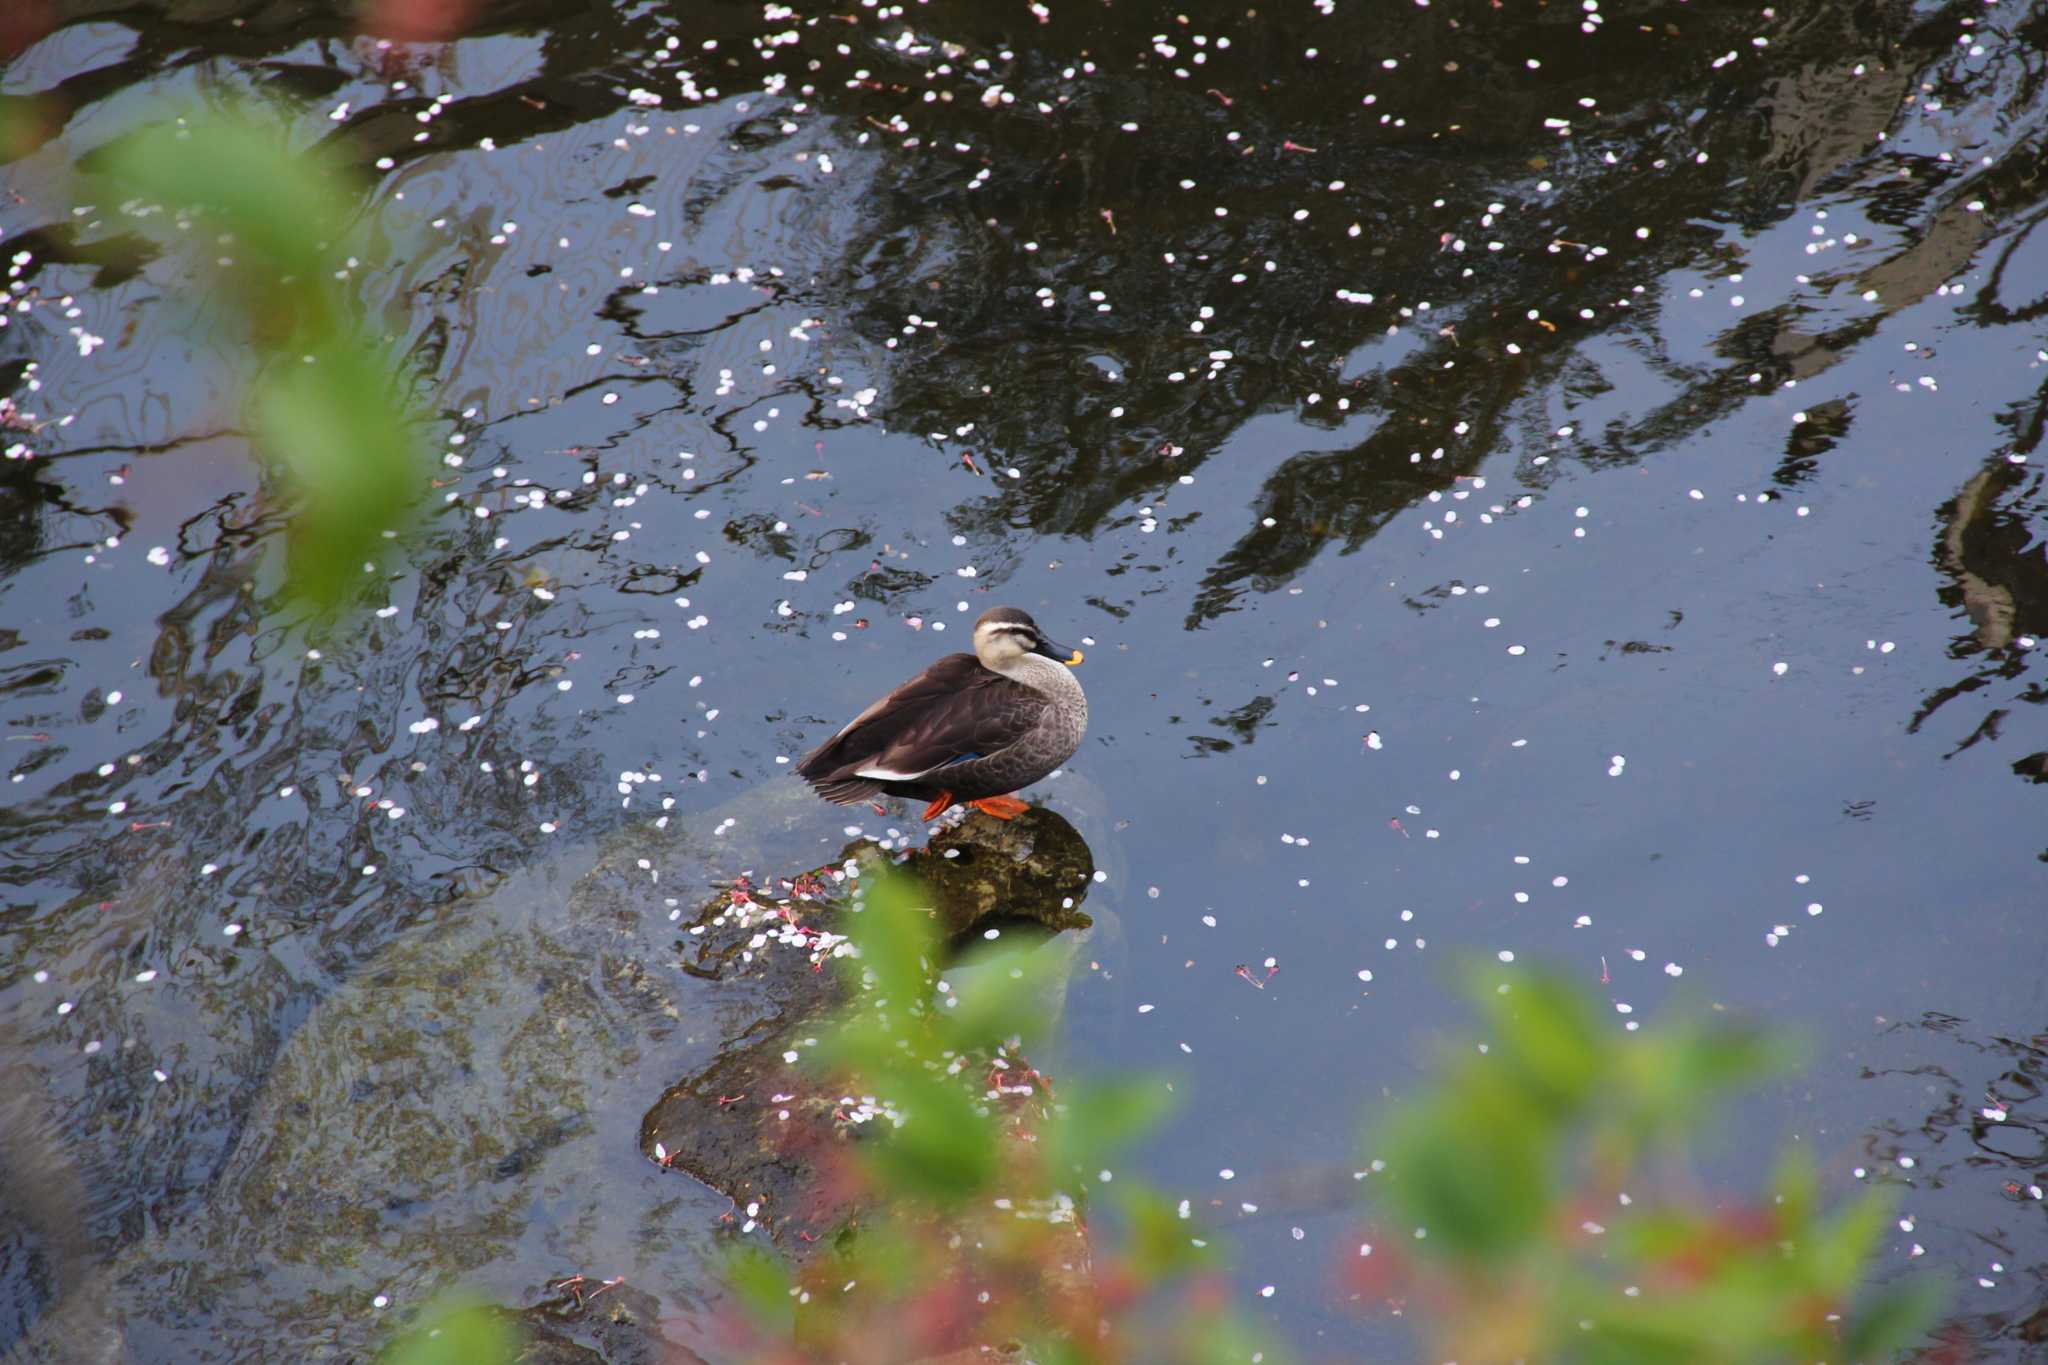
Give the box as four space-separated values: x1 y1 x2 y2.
1035 637 1084 666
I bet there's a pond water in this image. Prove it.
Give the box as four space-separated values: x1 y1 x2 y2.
6 0 2048 1358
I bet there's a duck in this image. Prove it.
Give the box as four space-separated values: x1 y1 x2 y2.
797 606 1088 821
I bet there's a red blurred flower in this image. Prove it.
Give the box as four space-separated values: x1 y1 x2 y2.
358 0 484 43
0 2 54 60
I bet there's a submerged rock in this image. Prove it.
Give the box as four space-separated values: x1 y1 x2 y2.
514 1280 697 1365
26 778 1102 1362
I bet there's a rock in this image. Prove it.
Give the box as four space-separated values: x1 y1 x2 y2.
514 1281 698 1365
901 805 1096 937
639 807 1095 1257
47 777 1103 1361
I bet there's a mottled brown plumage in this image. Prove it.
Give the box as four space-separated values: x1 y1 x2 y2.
797 607 1088 819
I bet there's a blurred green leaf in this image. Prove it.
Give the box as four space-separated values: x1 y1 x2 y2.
723 1244 793 1332
377 1297 517 1365
1040 1076 1174 1182
825 1218 919 1297
1768 1144 1819 1241
1173 1305 1294 1365
96 107 361 281
1607 1207 1719 1265
940 940 1069 1048
1380 1071 1556 1263
83 100 429 615
842 868 940 1014
1022 1339 1091 1365
1473 970 1604 1113
1841 1273 1947 1359
859 1070 998 1204
1620 1023 1797 1144
1587 1185 1905 1365
813 1011 903 1079
1807 1187 1895 1295
1116 1183 1215 1282
254 340 424 608
1665 1023 1794 1093
1584 1288 1781 1365
1376 969 1933 1364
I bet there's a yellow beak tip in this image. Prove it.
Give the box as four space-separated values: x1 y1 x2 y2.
1066 650 1085 666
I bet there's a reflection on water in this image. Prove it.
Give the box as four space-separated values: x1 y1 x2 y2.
1857 1013 2048 1357
6 0 2048 1357
1936 465 2048 653
1918 463 2048 759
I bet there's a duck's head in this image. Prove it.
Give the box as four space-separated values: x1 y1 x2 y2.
973 607 1084 671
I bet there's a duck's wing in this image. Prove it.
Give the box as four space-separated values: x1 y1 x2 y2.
798 654 1042 800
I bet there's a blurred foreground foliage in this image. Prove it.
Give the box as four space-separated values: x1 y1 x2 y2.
367 863 1935 1362
375 1295 516 1365
1373 969 1942 1363
86 100 426 612
721 870 1938 1363
721 866 1240 1365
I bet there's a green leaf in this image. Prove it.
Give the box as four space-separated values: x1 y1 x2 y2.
1666 1023 1793 1092
1767 1144 1819 1239
96 106 363 281
939 939 1071 1048
1580 1292 1770 1365
1115 1183 1217 1282
1841 1274 1945 1358
253 340 425 609
1804 1187 1895 1295
1021 1339 1091 1365
1377 1074 1556 1263
1472 969 1604 1113
1171 1304 1294 1365
842 868 940 1012
722 1244 793 1331
1607 1207 1719 1265
377 1298 518 1365
85 100 430 616
1040 1076 1174 1181
860 1071 998 1204
824 1219 919 1297
813 1011 913 1081
1626 1023 1795 1133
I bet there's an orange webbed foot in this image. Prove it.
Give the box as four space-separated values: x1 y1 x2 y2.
921 791 957 821
968 795 1029 820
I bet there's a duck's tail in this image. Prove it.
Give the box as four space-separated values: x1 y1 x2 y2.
804 773 883 805
796 739 883 804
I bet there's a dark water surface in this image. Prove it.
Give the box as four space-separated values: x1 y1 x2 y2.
7 0 2048 1358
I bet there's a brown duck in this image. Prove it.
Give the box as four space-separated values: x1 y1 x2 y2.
796 607 1088 820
